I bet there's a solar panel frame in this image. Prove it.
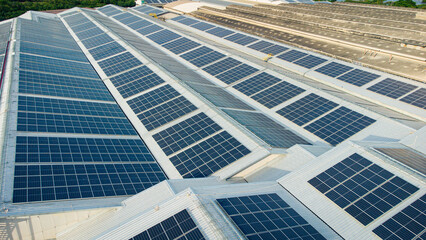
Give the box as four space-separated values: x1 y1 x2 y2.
276 50 308 62
233 72 281 96
202 57 242 76
215 63 259 84
127 85 180 114
314 62 354 78
367 78 418 99
336 69 380 87
251 81 305 108
292 55 328 69
400 88 426 109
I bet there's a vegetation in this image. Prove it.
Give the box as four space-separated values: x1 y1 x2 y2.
0 0 136 21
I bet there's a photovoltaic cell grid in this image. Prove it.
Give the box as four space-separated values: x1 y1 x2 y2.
215 63 259 84
308 153 419 225
13 162 167 203
189 51 226 68
109 65 155 87
15 136 155 163
314 62 353 78
367 78 417 99
88 42 126 61
127 85 180 114
233 72 281 96
170 131 251 178
207 27 234 38
202 57 242 76
304 107 376 145
373 194 425 240
277 93 338 126
129 209 205 240
20 41 87 62
251 81 306 108
222 109 310 148
400 88 426 109
153 113 222 156
276 50 307 62
98 52 142 77
374 148 426 175
117 73 165 99
217 194 326 240
336 69 380 87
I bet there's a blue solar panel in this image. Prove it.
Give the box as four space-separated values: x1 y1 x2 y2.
233 72 281 96
373 194 425 240
367 78 417 99
98 52 142 76
180 46 213 61
292 55 327 69
70 22 97 33
314 62 353 78
120 16 141 25
178 18 200 26
13 162 166 203
127 19 151 30
277 93 338 126
127 85 180 114
304 107 376 145
206 27 234 37
191 22 215 31
171 15 186 21
248 41 274 51
153 113 222 156
260 45 289 55
215 64 259 84
130 209 205 240
167 40 201 55
189 51 226 67
309 153 419 225
146 29 181 45
233 36 258 46
20 41 87 62
88 41 126 61
202 57 242 76
225 33 246 42
137 96 198 131
217 193 326 240
117 73 165 98
75 27 104 40
400 88 426 109
110 65 154 87
223 109 310 148
113 13 133 21
276 50 308 62
251 81 305 108
170 131 251 178
136 25 163 36
336 69 380 87
81 33 114 49
15 136 155 163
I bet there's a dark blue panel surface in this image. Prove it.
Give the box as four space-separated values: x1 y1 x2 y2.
189 51 226 67
127 85 180 114
293 55 327 69
202 57 242 76
215 64 259 84
367 78 417 99
110 65 155 87
234 72 281 96
129 209 205 240
153 113 222 156
217 193 326 240
314 62 353 78
337 69 380 87
304 107 376 145
170 131 251 178
206 27 234 37
309 153 419 225
117 73 165 99
277 93 338 126
276 50 307 62
89 42 126 61
81 33 114 49
400 88 426 109
251 81 305 108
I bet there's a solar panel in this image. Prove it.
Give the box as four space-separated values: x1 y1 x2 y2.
98 53 142 76
170 131 251 178
152 113 222 156
70 22 97 33
215 64 259 84
88 41 126 61
336 69 380 87
233 36 258 46
217 193 326 240
120 16 141 25
277 93 338 126
117 73 165 99
223 109 310 148
166 40 201 55
367 78 417 99
136 25 163 36
178 18 200 26
400 88 426 109
189 51 226 67
146 29 181 45
13 162 166 203
20 41 87 62
75 27 104 40
233 72 281 96
81 33 114 49
308 153 419 225
171 15 186 22
129 209 205 240
276 50 308 62
225 33 246 42
206 27 234 37
191 22 215 31
304 107 376 145
127 19 151 30
259 45 289 55
127 85 180 114
248 41 274 51
180 46 213 61
251 81 305 108
202 57 242 76
137 96 198 131
373 194 425 240
374 148 426 175
292 55 327 69
314 62 353 78
186 83 255 110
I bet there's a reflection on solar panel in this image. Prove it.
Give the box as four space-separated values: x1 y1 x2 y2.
304 107 376 145
217 194 326 240
276 50 307 62
137 96 198 131
400 88 426 109
367 78 417 99
251 81 305 108
315 62 353 78
170 131 250 178
129 209 205 240
233 72 281 96
292 55 327 69
308 153 419 225
337 69 380 87
223 109 310 148
215 64 258 84
153 113 222 156
13 162 166 203
373 194 425 240
374 148 426 175
277 93 338 126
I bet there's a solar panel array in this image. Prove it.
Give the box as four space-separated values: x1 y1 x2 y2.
217 193 326 240
13 16 167 203
129 209 205 240
308 153 419 225
373 194 425 240
133 5 167 15
0 22 12 77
